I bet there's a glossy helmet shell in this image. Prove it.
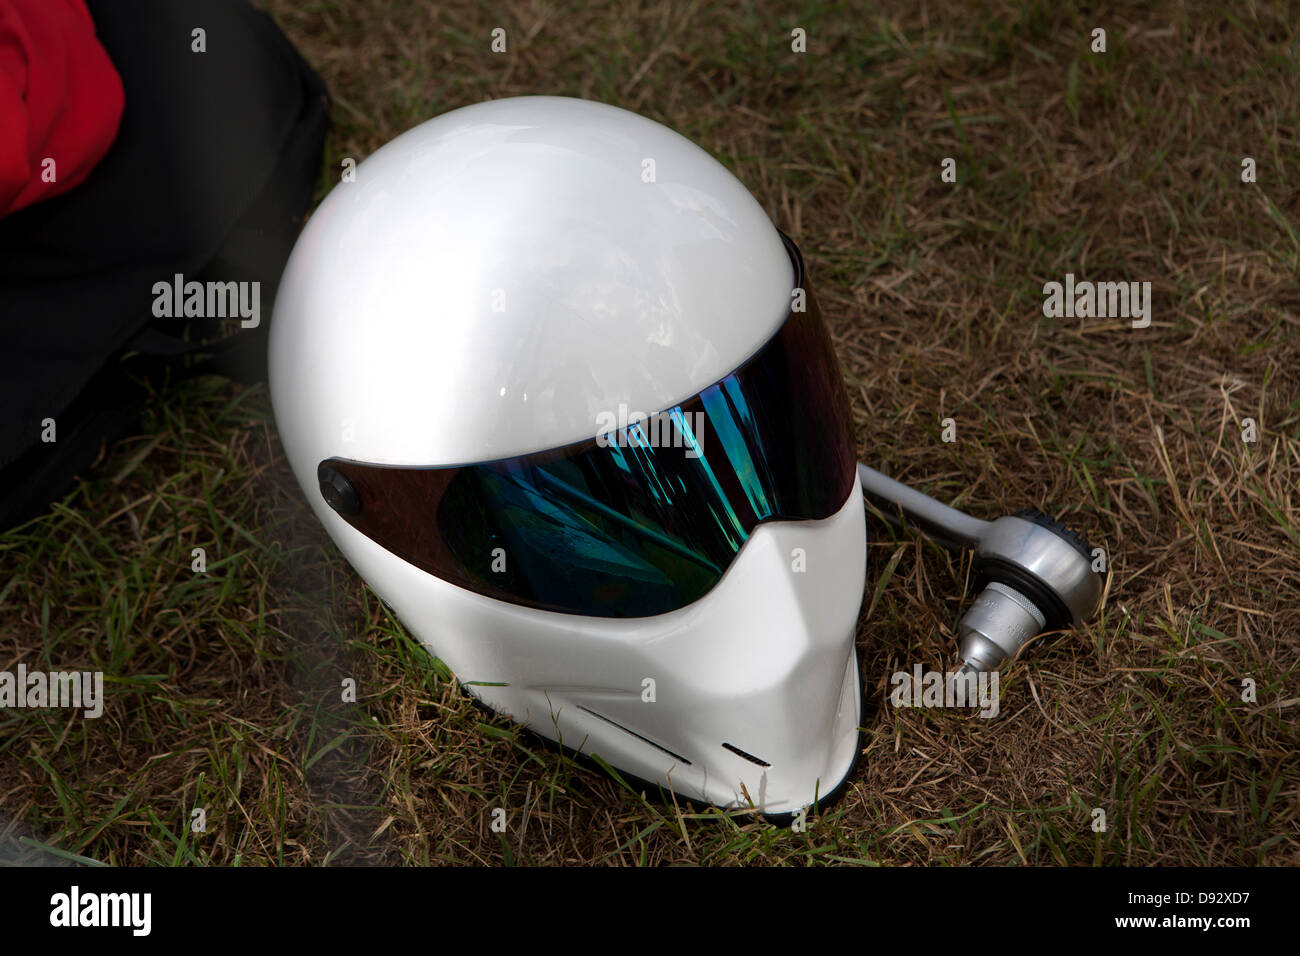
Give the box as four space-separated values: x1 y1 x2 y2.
269 96 865 812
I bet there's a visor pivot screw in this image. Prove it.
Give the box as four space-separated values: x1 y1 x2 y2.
317 463 362 516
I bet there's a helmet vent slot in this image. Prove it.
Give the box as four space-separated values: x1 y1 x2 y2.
721 742 771 768
576 706 693 766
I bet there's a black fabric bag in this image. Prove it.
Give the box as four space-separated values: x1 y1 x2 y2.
0 0 329 530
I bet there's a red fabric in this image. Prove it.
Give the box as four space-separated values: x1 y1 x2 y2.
0 0 123 217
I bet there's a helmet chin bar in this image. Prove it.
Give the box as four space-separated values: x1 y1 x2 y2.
856 463 1104 674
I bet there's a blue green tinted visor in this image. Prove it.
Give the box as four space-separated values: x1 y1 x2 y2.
317 232 857 617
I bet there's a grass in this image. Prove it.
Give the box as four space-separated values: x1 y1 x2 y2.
1 0 1297 865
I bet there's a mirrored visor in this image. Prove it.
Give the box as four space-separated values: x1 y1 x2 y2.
318 232 857 617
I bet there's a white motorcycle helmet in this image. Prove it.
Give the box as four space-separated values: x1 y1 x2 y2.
269 95 867 814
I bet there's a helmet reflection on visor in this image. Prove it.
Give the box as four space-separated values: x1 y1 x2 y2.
317 231 856 618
